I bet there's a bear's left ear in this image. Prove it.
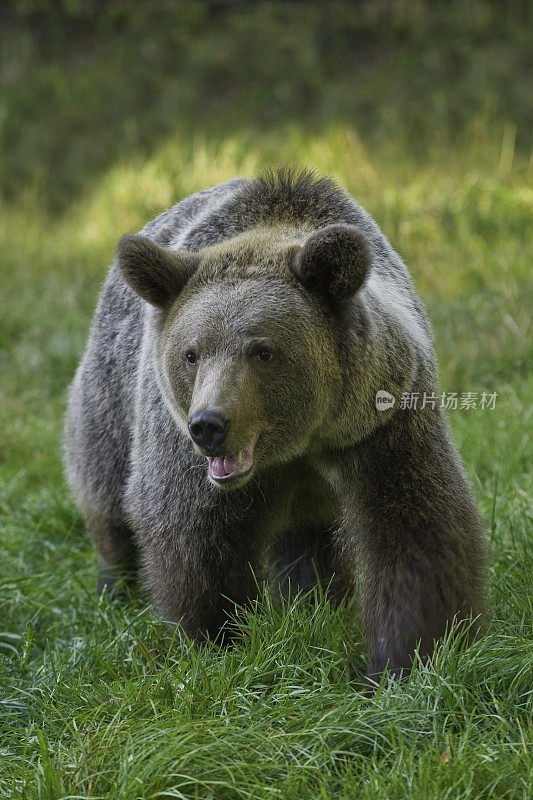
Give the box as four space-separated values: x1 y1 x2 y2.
291 224 371 303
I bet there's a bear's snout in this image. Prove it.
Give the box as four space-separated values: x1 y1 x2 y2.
188 410 230 453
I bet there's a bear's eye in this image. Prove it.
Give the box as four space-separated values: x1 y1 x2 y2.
257 349 273 362
185 351 197 365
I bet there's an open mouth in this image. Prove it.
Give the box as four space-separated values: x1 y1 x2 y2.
207 444 255 483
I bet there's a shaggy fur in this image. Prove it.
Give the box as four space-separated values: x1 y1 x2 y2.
65 168 487 674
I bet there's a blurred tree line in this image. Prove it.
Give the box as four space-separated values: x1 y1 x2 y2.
1 0 531 214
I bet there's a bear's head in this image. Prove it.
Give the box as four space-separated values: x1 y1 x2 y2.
116 224 370 488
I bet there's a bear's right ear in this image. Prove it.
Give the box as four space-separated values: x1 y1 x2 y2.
115 234 200 308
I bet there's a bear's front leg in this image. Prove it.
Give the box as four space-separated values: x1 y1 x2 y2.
128 464 266 643
140 521 263 643
337 407 487 675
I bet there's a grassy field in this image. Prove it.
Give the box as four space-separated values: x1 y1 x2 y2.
1 3 532 798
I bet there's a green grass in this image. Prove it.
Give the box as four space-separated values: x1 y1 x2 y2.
1 3 532 798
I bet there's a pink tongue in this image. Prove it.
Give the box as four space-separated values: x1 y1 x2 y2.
207 451 253 480
208 456 237 479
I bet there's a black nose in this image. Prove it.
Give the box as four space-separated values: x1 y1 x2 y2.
188 410 230 451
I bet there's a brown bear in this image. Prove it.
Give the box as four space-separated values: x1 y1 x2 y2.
64 169 486 675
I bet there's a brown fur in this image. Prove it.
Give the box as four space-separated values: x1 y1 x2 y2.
65 170 487 674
